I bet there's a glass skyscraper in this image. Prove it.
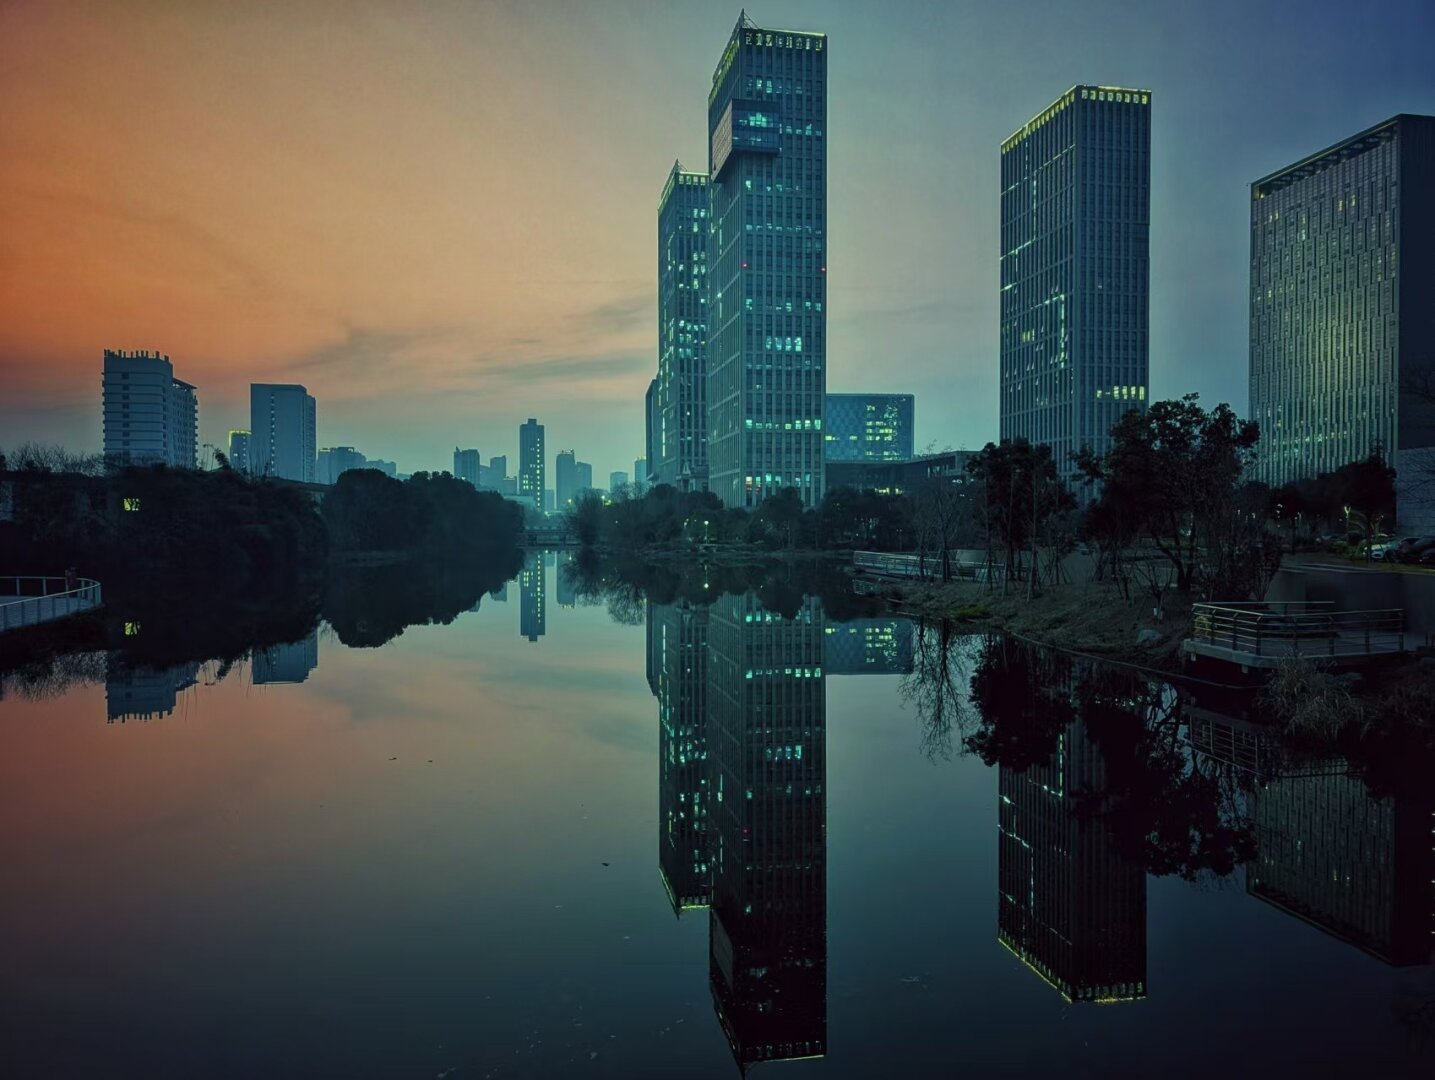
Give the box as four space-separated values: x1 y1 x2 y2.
706 15 827 508
999 86 1151 492
518 418 544 509
824 393 914 462
1249 114 1435 500
655 162 710 490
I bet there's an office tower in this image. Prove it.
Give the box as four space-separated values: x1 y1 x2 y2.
454 447 482 487
609 470 629 492
518 551 546 642
707 592 827 1069
707 16 828 509
656 162 711 490
824 393 915 462
1247 769 1433 966
577 460 593 494
317 446 366 485
252 631 319 684
633 458 648 491
997 710 1147 1004
822 617 915 674
518 418 544 508
101 350 198 468
1250 114 1435 508
650 601 711 916
999 86 1151 492
226 429 251 473
489 454 508 484
250 383 317 482
555 450 578 510
645 378 659 486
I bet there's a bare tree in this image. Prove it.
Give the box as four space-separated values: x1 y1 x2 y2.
1 441 105 476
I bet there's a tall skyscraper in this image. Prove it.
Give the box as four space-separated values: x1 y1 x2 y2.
518 418 545 508
999 86 1151 492
645 377 659 486
633 457 648 491
101 350 198 468
226 429 251 473
706 16 828 509
576 460 593 494
555 449 578 509
1249 114 1435 509
250 383 317 482
518 551 545 642
656 162 710 490
824 393 915 462
454 447 482 487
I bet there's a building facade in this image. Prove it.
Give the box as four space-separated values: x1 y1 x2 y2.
656 162 711 490
824 393 914 462
609 470 629 492
555 450 578 510
318 446 366 485
576 460 593 495
101 350 198 468
1249 114 1435 511
999 86 1151 491
226 429 251 473
454 447 481 487
706 16 828 509
518 418 545 509
250 383 317 482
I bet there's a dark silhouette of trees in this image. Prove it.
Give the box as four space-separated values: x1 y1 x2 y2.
967 439 1075 594
322 468 524 555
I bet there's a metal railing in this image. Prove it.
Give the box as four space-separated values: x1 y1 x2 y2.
853 550 996 582
0 576 103 632
1188 600 1404 659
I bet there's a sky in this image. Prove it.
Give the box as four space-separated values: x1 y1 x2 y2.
2 0 1433 482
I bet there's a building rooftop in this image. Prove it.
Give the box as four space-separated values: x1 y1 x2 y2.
1001 85 1151 153
1251 114 1429 198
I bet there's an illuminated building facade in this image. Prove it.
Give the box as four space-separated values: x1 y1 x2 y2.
706 15 828 509
999 86 1151 492
706 592 826 1069
102 350 199 468
824 393 914 462
822 618 914 675
997 715 1147 1004
656 163 710 491
518 418 544 509
518 551 545 642
250 383 316 482
1249 114 1435 502
226 429 251 473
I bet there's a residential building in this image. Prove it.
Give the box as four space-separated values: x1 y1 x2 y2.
519 418 545 508
824 393 914 462
1000 86 1151 493
488 454 508 487
706 15 828 509
555 450 578 510
250 383 317 482
1249 114 1435 527
226 429 251 473
656 162 711 490
317 446 366 485
454 447 482 487
101 350 199 468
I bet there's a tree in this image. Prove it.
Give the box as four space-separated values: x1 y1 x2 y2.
1328 450 1396 552
568 490 605 547
1076 395 1260 593
967 439 1074 594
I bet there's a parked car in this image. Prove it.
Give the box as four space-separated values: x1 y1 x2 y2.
1396 535 1435 563
1373 536 1414 561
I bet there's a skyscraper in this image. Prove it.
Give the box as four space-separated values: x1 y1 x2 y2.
633 458 648 492
609 470 629 492
488 454 508 485
824 393 915 462
999 86 1151 492
101 350 199 468
250 383 317 482
555 449 578 510
656 162 710 490
518 551 545 642
576 460 593 495
645 377 658 486
226 429 251 473
706 15 828 509
518 418 544 508
1249 114 1435 510
454 447 481 487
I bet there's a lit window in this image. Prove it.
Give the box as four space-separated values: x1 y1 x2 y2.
122 497 141 511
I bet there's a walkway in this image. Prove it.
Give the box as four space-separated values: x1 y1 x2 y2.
1182 601 1408 670
0 576 103 633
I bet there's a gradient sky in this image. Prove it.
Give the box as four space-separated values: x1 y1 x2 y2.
2 0 1432 481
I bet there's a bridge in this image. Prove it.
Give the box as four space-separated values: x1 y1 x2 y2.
0 576 103 633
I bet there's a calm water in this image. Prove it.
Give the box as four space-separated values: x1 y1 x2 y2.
2 553 1432 1078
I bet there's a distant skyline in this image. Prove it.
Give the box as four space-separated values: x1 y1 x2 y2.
2 0 1433 482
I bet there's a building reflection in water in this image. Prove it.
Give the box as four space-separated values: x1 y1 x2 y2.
105 660 200 723
518 552 546 642
251 630 319 685
648 594 828 1071
997 713 1148 1004
822 617 914 675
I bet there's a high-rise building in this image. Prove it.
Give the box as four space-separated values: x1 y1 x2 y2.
609 470 629 492
226 429 251 473
555 449 578 510
707 591 827 1069
250 383 317 482
488 454 508 485
824 393 914 462
706 16 828 509
576 460 593 495
317 446 366 485
518 551 546 642
518 419 544 508
252 631 319 685
543 488 555 512
656 162 710 490
999 86 1151 492
822 618 915 675
645 379 659 487
633 458 648 492
101 350 198 468
1249 114 1435 510
454 447 482 487
105 659 200 723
